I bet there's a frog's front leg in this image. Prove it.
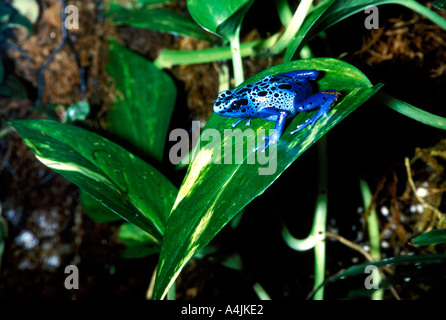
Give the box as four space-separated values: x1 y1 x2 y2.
253 108 289 153
291 90 341 135
232 117 252 128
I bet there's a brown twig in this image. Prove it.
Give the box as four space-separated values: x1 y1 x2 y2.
326 231 401 300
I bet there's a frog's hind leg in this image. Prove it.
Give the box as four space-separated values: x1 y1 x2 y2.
280 70 319 80
291 90 340 135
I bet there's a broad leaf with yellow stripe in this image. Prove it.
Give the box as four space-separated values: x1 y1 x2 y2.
153 58 383 299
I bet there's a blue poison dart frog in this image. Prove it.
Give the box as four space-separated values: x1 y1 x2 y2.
213 70 341 152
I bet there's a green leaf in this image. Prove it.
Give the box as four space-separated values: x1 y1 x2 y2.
106 38 176 162
5 2 34 35
433 0 446 10
135 0 172 5
313 254 446 298
86 39 176 225
106 3 213 41
11 0 39 24
284 0 336 62
118 222 160 259
8 120 178 243
413 229 446 246
285 0 446 61
80 190 122 222
187 0 254 39
374 91 446 130
153 58 383 299
66 101 90 123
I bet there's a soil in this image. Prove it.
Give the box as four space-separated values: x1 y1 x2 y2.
1 0 446 300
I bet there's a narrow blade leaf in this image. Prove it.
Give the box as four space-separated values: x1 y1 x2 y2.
413 229 446 246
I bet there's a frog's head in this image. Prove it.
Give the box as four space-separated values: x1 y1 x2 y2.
213 90 249 117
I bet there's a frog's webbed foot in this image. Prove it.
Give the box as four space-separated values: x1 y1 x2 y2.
291 90 341 135
253 110 288 153
290 119 313 134
253 135 278 153
232 118 251 128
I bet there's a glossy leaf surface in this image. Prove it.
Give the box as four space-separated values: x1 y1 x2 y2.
119 222 160 258
153 58 383 299
8 120 178 243
187 0 254 39
106 39 176 162
106 3 213 41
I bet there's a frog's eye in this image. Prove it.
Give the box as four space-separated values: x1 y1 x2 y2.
230 101 241 110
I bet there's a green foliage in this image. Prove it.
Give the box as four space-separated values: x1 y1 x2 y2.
118 222 160 258
153 58 383 299
80 190 122 223
187 0 254 85
187 0 254 39
34 101 90 123
6 0 446 299
81 38 177 229
0 1 32 99
433 0 446 10
106 2 213 41
8 120 178 244
285 0 446 62
65 101 90 123
106 38 176 162
313 254 446 299
0 2 33 42
413 229 446 246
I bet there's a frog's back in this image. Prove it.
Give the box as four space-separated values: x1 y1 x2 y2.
240 74 312 117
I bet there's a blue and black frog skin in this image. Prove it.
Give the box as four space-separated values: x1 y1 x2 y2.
213 70 341 152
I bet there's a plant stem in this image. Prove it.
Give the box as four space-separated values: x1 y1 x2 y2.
154 34 279 69
360 179 383 300
229 25 244 86
0 126 15 139
218 63 230 93
167 282 176 300
312 136 328 300
375 91 446 130
281 136 328 299
276 0 293 26
270 0 313 56
253 282 272 300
